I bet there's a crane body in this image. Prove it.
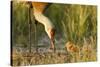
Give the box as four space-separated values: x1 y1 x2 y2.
31 2 55 50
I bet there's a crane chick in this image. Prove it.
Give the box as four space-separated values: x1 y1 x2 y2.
65 41 79 53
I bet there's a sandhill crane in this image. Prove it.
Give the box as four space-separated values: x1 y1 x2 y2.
29 2 56 50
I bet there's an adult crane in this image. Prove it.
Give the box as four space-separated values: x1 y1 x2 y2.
28 2 56 51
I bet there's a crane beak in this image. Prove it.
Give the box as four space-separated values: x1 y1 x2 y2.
49 28 56 51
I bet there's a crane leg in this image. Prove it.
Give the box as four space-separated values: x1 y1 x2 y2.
34 20 38 52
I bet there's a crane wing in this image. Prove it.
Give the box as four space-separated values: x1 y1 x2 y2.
43 3 52 13
31 2 52 13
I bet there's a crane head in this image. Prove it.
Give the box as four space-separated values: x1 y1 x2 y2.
46 28 56 50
